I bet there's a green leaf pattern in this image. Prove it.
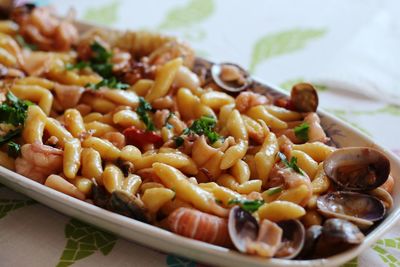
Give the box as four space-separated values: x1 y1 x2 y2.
56 219 117 267
166 255 197 267
249 28 326 72
372 238 400 266
280 77 328 91
83 0 120 25
342 258 358 267
158 0 214 30
0 199 36 219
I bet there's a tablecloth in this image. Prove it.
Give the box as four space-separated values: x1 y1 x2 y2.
1 0 400 266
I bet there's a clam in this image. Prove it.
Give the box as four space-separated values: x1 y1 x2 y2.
228 206 282 257
314 218 364 258
369 187 394 210
324 147 390 191
91 181 148 223
211 63 251 92
91 179 110 208
108 190 149 223
317 191 386 228
297 225 323 259
275 220 305 259
290 83 318 112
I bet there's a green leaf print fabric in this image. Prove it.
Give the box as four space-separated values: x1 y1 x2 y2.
0 0 400 266
249 28 326 72
56 219 117 267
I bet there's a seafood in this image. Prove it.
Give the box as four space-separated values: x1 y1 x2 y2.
228 206 282 257
317 191 386 228
168 207 231 246
304 112 329 143
211 63 251 93
15 142 63 184
266 163 312 207
324 147 390 191
13 6 78 51
235 91 269 113
53 84 85 110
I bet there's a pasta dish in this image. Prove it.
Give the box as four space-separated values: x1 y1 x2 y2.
0 4 394 260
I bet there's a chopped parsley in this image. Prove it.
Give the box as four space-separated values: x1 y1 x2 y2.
277 152 304 175
69 42 129 90
173 136 184 147
294 122 309 142
89 42 113 78
164 111 174 129
15 35 37 51
0 92 33 126
65 61 89 71
0 128 22 145
228 199 265 213
7 141 21 158
136 97 155 131
215 199 223 205
86 77 129 90
264 186 283 196
182 116 221 144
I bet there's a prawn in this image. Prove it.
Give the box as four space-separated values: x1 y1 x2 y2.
304 112 329 143
168 207 231 246
235 91 269 113
15 142 63 184
266 164 312 207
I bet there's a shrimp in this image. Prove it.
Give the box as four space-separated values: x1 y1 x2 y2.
53 84 84 110
14 6 78 51
168 207 231 247
15 142 63 184
148 41 195 68
111 49 131 72
153 109 170 129
304 112 329 143
53 21 79 51
235 91 269 113
266 164 312 207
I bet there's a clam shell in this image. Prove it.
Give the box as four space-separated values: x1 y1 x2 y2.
324 147 390 191
211 63 251 93
317 191 386 228
290 83 318 112
275 220 305 259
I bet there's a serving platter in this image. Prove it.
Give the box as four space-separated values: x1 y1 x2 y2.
0 20 400 267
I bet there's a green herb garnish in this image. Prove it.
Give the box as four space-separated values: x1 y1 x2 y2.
15 35 37 51
89 41 113 78
182 115 220 144
65 61 89 71
277 152 304 175
294 122 309 142
173 136 184 147
215 199 223 205
7 141 21 158
136 97 155 131
86 77 129 90
264 186 283 196
71 41 129 89
228 199 265 213
0 128 22 145
0 92 32 126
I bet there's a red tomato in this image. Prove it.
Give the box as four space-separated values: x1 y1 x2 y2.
123 126 162 148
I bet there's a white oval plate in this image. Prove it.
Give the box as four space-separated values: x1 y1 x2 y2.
1 22 399 267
